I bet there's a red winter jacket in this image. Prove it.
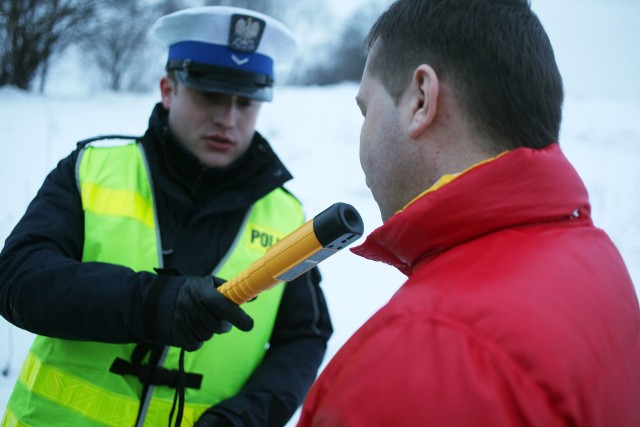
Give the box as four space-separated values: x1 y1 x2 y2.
299 144 640 427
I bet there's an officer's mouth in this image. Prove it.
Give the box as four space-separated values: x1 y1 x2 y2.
203 134 234 151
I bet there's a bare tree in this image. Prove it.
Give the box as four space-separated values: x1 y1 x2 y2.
0 0 102 90
293 0 392 85
80 0 163 92
157 0 190 15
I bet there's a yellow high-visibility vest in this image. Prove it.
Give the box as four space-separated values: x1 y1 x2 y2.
2 139 304 426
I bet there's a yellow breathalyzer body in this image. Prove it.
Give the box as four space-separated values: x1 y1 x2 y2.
218 202 364 304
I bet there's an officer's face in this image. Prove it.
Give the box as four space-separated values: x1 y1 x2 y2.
161 76 262 168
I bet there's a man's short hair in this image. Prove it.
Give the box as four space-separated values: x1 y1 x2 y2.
366 0 563 151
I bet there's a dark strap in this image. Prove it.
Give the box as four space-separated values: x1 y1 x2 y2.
143 274 173 343
168 349 187 427
109 356 202 390
131 343 155 365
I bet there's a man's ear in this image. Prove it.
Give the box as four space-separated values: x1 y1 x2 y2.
160 76 174 110
408 64 439 138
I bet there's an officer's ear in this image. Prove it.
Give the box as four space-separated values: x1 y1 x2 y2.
160 75 176 109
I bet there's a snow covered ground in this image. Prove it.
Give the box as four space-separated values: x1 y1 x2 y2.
1 0 639 425
0 82 638 426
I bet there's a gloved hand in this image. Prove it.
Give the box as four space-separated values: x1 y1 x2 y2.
172 275 253 351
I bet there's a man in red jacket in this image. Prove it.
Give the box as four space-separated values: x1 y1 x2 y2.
298 0 640 426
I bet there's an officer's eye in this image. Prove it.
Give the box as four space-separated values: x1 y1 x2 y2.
237 97 257 108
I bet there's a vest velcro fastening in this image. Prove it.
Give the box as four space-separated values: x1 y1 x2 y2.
109 357 202 390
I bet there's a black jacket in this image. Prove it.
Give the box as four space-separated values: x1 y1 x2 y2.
0 103 333 426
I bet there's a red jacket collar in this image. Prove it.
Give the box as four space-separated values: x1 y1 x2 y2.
351 144 591 275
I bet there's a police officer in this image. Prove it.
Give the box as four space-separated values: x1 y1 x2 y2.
0 7 332 427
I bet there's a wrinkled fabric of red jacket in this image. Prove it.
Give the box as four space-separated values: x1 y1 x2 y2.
298 144 640 427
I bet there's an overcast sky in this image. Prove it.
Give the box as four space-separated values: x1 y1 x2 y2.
532 0 639 101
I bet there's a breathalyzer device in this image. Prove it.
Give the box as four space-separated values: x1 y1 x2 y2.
218 202 364 304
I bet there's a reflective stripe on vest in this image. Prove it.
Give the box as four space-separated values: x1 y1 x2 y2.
2 140 304 427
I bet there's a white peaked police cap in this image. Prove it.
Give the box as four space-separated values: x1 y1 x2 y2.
152 6 297 102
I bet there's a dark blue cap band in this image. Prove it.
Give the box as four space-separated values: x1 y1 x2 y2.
168 41 274 77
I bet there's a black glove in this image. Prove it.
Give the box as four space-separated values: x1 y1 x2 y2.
171 275 253 351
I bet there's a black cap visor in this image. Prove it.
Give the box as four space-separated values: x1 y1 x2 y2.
169 60 273 102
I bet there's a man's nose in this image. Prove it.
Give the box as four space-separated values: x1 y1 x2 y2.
213 99 237 128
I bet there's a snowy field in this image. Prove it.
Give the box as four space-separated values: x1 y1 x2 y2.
1 83 639 425
1 0 639 425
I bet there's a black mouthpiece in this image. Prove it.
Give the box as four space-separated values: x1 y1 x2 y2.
312 202 364 249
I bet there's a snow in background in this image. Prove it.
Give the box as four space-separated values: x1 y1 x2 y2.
1 1 639 425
